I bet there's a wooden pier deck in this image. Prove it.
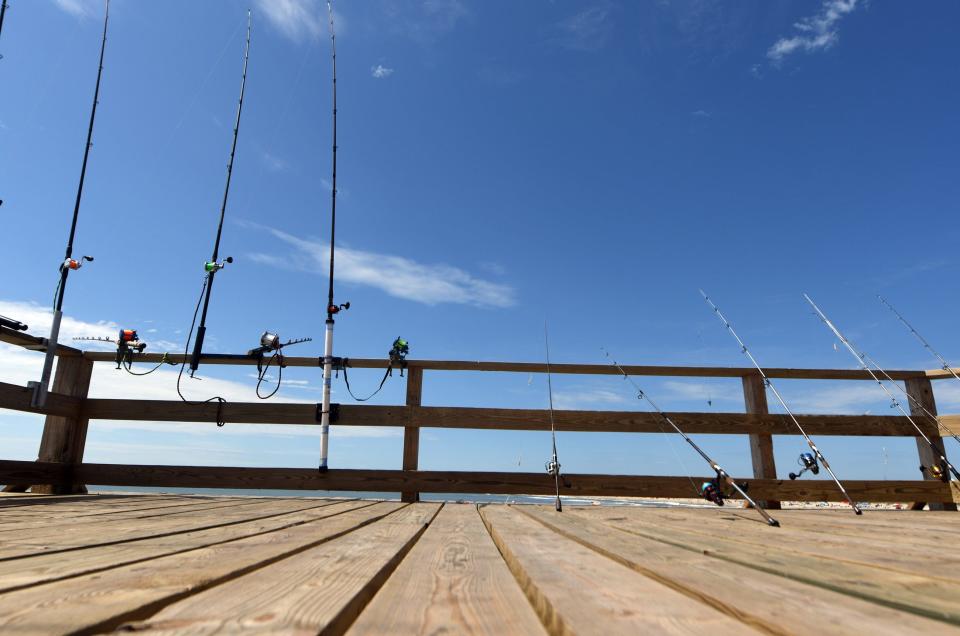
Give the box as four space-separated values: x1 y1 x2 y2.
0 493 957 634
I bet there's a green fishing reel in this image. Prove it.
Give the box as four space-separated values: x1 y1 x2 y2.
204 256 233 273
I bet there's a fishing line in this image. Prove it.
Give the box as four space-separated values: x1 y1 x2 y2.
28 0 108 408
177 277 227 427
805 294 960 482
544 322 562 512
604 348 780 527
878 295 960 444
700 290 862 515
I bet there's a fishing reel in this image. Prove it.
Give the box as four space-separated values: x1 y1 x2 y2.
75 328 147 369
920 463 947 482
388 337 410 376
701 480 724 506
247 331 312 362
545 458 561 477
62 255 94 271
204 256 233 273
789 452 820 480
328 301 350 315
248 332 312 400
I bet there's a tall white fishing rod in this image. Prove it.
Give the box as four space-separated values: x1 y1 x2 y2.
603 349 780 527
805 294 960 481
543 323 562 512
319 0 348 471
700 290 862 515
877 295 960 445
29 0 108 407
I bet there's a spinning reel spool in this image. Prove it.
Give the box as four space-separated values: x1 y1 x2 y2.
789 452 820 480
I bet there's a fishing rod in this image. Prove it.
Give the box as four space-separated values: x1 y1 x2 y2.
186 9 250 378
603 349 780 527
700 290 862 515
805 294 960 482
0 1 8 58
544 323 562 512
877 295 960 444
319 0 348 472
28 0 108 408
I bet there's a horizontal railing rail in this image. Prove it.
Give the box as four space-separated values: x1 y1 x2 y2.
0 324 956 509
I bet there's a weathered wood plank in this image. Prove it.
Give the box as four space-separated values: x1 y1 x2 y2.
523 506 957 636
479 505 760 635
401 367 423 503
588 509 960 624
743 375 779 509
0 498 342 560
907 377 957 511
0 502 406 634
569 507 960 582
0 497 294 535
0 381 80 418
347 504 546 636
0 500 370 594
122 503 441 634
76 350 931 379
78 399 938 436
2 460 956 503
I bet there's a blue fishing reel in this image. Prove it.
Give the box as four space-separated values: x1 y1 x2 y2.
789 452 819 480
701 480 724 506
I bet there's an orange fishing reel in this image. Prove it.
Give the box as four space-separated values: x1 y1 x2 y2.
62 255 94 271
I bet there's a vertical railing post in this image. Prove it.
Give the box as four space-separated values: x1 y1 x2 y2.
742 374 780 509
906 377 957 511
33 355 94 494
401 366 423 503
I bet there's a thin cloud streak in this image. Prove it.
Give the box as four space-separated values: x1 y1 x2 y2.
767 0 860 62
257 0 345 43
245 224 516 308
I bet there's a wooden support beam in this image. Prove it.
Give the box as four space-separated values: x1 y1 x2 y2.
743 375 779 509
0 460 955 503
906 377 957 511
32 356 94 495
0 325 82 356
76 349 928 380
401 367 423 503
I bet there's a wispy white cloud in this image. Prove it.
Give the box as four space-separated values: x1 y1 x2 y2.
767 0 860 62
553 4 613 52
552 388 628 411
0 299 398 444
52 0 99 19
387 0 468 45
257 0 344 43
262 152 288 172
691 110 711 118
371 64 394 79
244 223 516 308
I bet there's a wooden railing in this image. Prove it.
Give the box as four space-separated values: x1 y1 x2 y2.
1 325 958 509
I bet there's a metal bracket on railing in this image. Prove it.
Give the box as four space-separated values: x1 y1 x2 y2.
316 402 340 423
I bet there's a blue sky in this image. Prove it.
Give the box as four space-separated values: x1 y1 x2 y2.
1 0 958 488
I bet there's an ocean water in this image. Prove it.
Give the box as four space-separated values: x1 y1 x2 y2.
89 485 713 508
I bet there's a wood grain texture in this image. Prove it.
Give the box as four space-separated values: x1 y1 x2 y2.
523 506 958 636
479 505 760 635
0 502 406 634
72 349 931 379
402 367 423 503
0 498 347 561
123 503 441 635
2 460 956 503
569 507 960 582
0 500 367 594
742 375 779 509
588 509 960 624
347 504 546 636
906 377 957 511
